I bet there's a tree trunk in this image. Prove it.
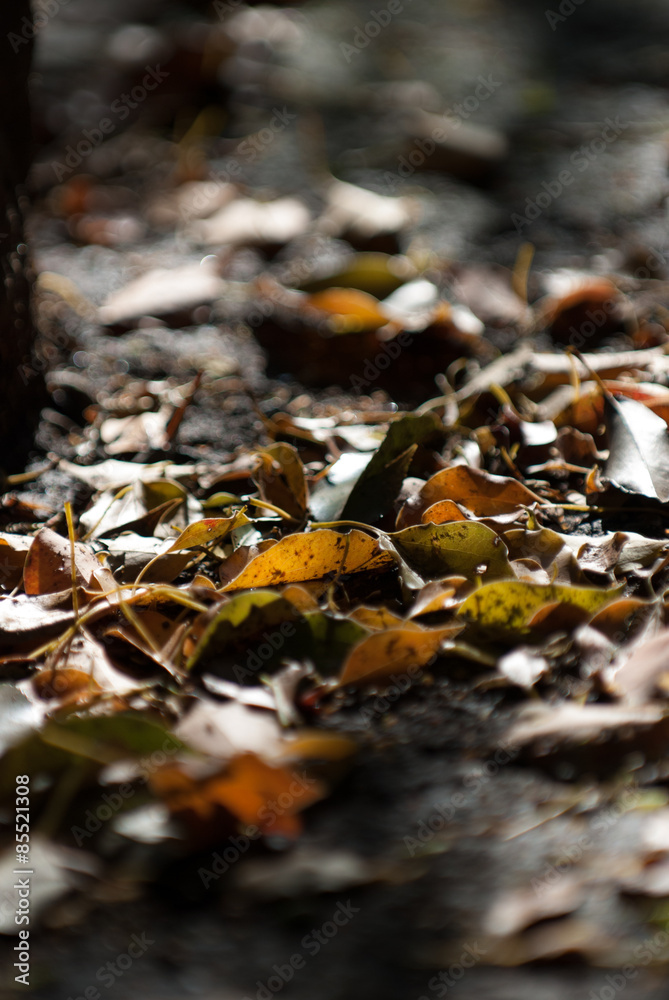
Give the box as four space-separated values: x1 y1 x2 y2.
0 2 41 473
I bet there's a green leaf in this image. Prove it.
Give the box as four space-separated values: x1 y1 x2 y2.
390 520 514 581
341 412 443 524
302 612 370 676
185 591 303 672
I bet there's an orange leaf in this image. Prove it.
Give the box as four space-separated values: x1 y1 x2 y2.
397 466 541 528
419 500 468 525
307 287 389 332
340 624 459 686
151 753 325 837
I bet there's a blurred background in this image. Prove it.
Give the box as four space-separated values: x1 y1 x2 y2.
29 0 669 274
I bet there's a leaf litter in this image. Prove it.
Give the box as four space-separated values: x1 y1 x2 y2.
9 127 669 980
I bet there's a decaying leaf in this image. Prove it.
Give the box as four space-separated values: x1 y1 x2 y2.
220 529 393 591
459 580 622 632
397 466 542 528
390 520 513 581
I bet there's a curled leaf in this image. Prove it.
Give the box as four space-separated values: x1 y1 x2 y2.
397 466 542 528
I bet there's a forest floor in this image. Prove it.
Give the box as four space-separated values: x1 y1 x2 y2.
4 1 669 998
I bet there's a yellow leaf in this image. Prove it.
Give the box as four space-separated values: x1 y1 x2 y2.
221 529 392 591
458 580 623 631
340 624 460 686
166 513 246 552
349 606 411 631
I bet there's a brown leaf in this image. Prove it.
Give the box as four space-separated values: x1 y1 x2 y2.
254 443 307 521
609 628 669 705
24 528 113 598
397 466 541 528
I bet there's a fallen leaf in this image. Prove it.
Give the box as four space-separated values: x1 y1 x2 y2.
458 580 622 631
609 628 669 704
317 179 416 240
297 251 416 297
191 196 310 246
99 260 226 325
397 466 541 528
339 624 459 686
254 443 307 521
341 412 443 524
390 520 513 581
508 701 666 747
603 394 669 501
185 591 302 673
165 514 246 552
24 528 113 598
497 647 549 688
220 529 393 591
306 287 390 333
